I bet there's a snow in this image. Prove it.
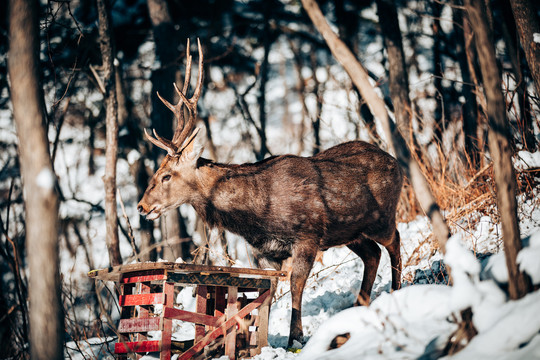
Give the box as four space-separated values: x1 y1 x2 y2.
515 150 540 171
36 167 55 190
71 212 539 360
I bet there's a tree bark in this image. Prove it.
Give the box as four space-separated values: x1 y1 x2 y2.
509 0 540 98
376 0 412 138
97 0 121 266
465 0 531 299
301 0 451 251
8 0 63 358
147 0 188 261
453 1 480 165
256 3 272 161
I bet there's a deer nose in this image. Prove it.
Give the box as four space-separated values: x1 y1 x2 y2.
137 203 146 214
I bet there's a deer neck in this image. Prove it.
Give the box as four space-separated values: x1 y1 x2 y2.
190 160 260 232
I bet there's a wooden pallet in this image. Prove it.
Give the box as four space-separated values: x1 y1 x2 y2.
89 263 286 359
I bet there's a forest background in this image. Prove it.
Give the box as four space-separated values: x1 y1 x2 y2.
1 0 539 358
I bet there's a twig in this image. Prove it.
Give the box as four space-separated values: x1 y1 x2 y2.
89 64 106 94
117 190 140 262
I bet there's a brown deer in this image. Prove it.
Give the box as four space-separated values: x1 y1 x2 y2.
137 40 403 346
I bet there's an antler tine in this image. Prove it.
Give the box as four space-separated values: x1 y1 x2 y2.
182 39 192 95
144 128 176 157
171 38 204 148
191 38 204 107
156 91 176 114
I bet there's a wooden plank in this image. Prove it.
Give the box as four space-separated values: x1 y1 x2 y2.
121 269 166 284
257 280 275 353
161 282 174 360
214 286 226 319
88 262 287 282
118 318 160 333
136 283 152 359
167 273 272 289
225 286 238 359
163 307 223 327
178 289 271 360
195 286 207 342
114 340 160 354
119 293 165 306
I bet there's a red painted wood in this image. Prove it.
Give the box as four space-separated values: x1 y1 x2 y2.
195 286 207 342
119 293 164 306
118 318 160 333
114 340 160 354
214 286 226 319
161 282 174 360
163 307 223 327
121 269 167 284
137 283 151 317
178 289 271 360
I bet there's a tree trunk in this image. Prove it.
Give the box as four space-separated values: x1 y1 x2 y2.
147 0 188 261
509 0 540 98
8 0 63 358
376 0 412 137
502 0 536 151
97 0 121 266
301 0 451 252
256 4 272 161
134 157 156 261
465 0 531 299
453 1 480 165
334 0 380 145
432 1 445 144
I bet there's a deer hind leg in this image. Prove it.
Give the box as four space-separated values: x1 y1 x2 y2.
288 243 317 347
385 229 402 291
347 238 381 306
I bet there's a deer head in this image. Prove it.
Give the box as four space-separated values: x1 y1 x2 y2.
137 39 204 220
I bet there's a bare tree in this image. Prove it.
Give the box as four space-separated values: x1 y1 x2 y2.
147 0 190 262
8 0 63 358
509 0 540 98
465 0 531 299
300 0 451 251
97 0 121 266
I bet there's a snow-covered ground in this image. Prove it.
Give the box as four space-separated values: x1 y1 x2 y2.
64 184 540 360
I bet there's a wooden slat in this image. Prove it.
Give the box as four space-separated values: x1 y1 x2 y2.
121 269 166 284
195 286 207 342
257 281 275 352
118 318 160 333
214 286 226 319
114 340 160 354
225 286 238 359
178 289 271 360
88 262 287 282
119 293 165 306
163 307 223 327
161 282 174 360
167 273 272 289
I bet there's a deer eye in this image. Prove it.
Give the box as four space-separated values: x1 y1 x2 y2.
162 174 171 183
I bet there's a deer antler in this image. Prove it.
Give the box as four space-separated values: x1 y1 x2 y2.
146 38 204 156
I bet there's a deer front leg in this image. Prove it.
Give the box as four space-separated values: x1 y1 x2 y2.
288 243 317 347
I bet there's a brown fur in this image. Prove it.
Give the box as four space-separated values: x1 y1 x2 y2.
138 140 403 346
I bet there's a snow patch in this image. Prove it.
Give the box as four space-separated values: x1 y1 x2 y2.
36 167 55 190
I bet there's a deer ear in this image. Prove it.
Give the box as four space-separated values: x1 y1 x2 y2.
180 127 205 164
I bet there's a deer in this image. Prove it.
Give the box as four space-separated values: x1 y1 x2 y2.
137 39 404 347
